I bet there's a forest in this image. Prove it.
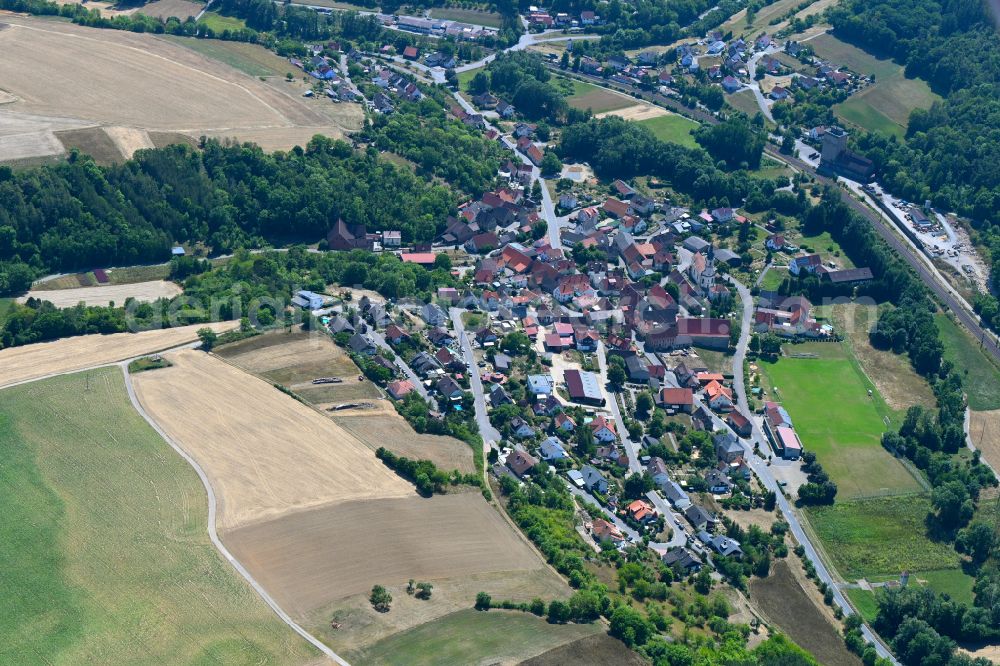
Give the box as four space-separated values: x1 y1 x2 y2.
1 247 458 349
824 0 1000 337
0 137 456 295
557 115 772 207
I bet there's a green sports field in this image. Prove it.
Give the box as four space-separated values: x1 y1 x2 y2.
760 343 922 497
0 368 314 664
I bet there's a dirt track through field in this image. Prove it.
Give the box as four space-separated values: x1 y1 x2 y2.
19 280 181 307
132 350 415 530
224 493 546 617
0 321 233 388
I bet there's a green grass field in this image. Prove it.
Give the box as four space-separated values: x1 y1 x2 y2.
428 7 503 28
0 297 13 325
720 0 807 38
846 588 879 623
638 113 700 148
760 343 922 497
198 10 247 32
936 314 1000 411
806 495 961 580
808 33 939 135
564 79 635 114
835 73 939 138
847 568 974 621
163 36 292 77
457 65 484 94
0 368 314 664
725 89 771 124
348 609 600 665
808 34 900 80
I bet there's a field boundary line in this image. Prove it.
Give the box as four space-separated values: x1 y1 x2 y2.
119 362 348 665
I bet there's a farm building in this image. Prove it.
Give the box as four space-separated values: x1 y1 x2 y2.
564 369 604 406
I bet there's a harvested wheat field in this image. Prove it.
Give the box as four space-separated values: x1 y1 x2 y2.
334 414 476 474
0 14 351 152
18 280 182 308
132 350 414 530
0 321 232 388
224 493 546 617
970 409 1000 473
596 103 668 122
216 329 357 381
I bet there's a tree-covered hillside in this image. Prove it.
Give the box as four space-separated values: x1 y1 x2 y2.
0 137 455 295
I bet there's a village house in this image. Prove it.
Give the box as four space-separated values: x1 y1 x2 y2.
592 518 625 545
627 499 658 525
658 387 694 413
387 379 415 400
581 464 609 493
540 436 570 462
507 448 538 478
589 415 618 442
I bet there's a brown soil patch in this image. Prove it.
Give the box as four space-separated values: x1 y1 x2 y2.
19 280 181 307
595 104 668 122
970 409 1000 474
728 507 780 533
749 560 862 666
54 126 123 163
132 349 414 530
223 493 546 618
103 126 154 158
959 642 1000 663
520 634 646 666
0 321 233 388
334 414 476 474
216 329 356 379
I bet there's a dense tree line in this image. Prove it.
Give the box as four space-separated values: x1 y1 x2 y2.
374 447 481 495
558 115 783 207
694 117 766 170
826 0 1000 336
1 247 458 349
0 137 456 296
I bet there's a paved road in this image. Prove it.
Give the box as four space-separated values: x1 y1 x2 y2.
596 341 642 473
743 46 779 122
727 276 898 663
645 490 688 548
449 307 502 446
